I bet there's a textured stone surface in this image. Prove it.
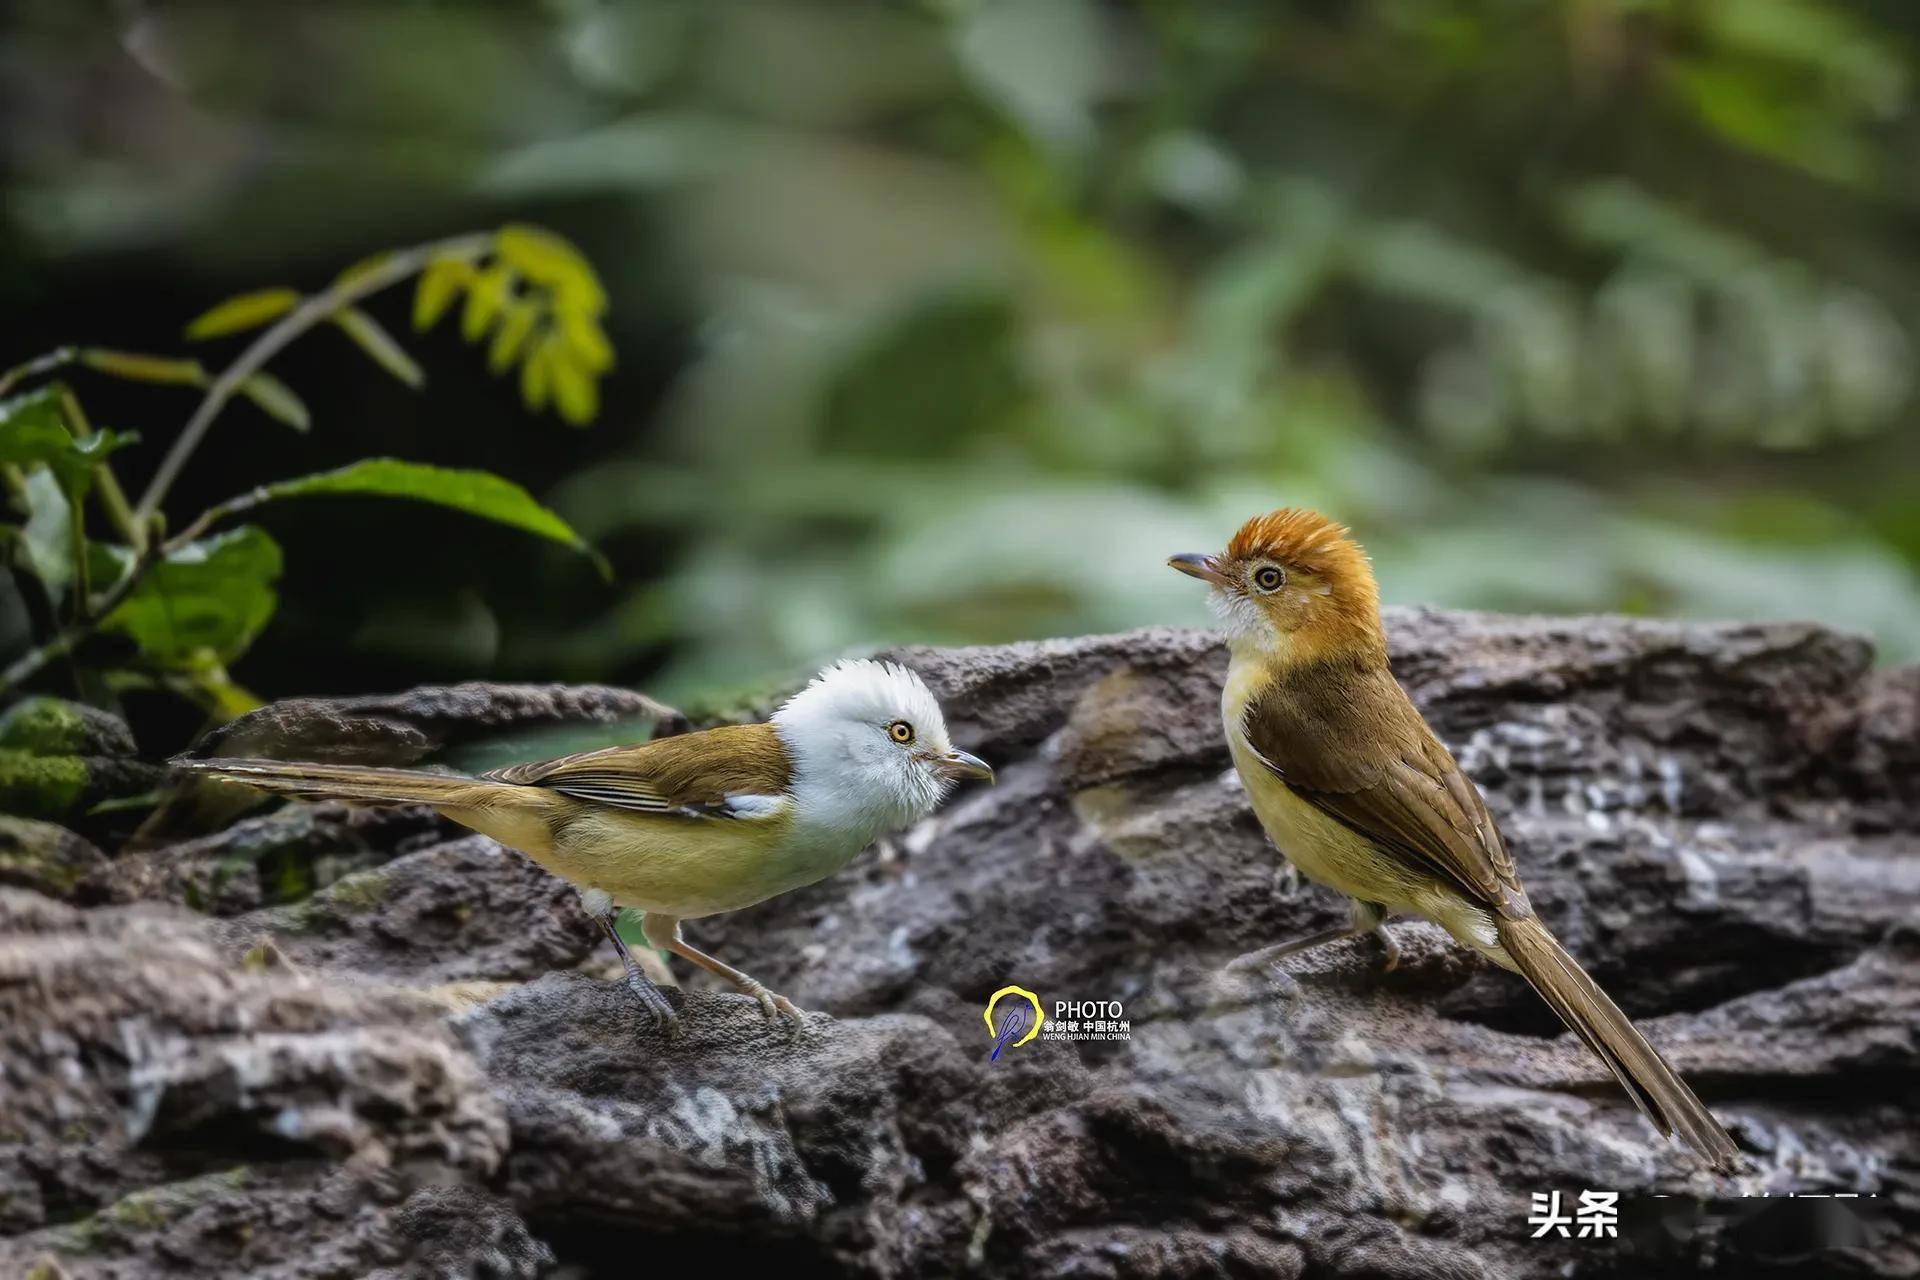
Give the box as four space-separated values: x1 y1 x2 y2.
0 814 107 900
0 891 513 1278
86 802 441 917
219 835 602 986
2 610 1915 1277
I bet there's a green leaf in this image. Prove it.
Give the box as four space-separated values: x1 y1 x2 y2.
413 257 475 331
16 469 73 606
100 525 283 666
559 312 614 374
462 264 513 342
0 387 71 466
495 225 607 315
547 348 599 426
238 372 311 431
56 430 138 495
251 458 608 577
487 302 538 374
183 663 264 719
184 288 302 341
520 339 553 411
332 250 393 291
0 390 132 603
332 307 425 389
80 349 209 387
0 386 138 496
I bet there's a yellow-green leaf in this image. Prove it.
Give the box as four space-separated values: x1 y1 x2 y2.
238 372 311 431
462 264 513 343
332 307 425 389
519 337 554 412
559 312 614 374
495 225 607 315
253 458 609 577
332 250 393 291
185 288 302 341
80 350 209 387
179 664 265 720
488 303 539 374
547 348 599 426
414 257 475 331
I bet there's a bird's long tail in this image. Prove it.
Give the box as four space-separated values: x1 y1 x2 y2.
174 757 502 808
1496 914 1739 1172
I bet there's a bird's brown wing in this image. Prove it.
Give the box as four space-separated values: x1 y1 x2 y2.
482 722 794 818
1240 658 1530 918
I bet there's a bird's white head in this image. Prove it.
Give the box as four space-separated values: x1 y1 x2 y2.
771 659 993 838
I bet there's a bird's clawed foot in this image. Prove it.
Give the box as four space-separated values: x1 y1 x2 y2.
594 906 681 1033
621 971 681 1031
737 978 805 1026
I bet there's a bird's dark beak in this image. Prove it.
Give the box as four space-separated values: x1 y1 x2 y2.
1168 552 1232 588
936 749 994 784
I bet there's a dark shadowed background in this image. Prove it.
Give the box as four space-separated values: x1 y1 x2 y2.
5 0 1918 749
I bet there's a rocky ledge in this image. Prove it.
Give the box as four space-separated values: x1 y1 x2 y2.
1 610 1915 1278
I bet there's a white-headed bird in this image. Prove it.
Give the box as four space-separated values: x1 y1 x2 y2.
176 660 992 1026
1171 508 1738 1171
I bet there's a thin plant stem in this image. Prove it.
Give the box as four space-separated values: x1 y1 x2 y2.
56 386 145 552
0 347 78 400
0 539 157 692
66 479 89 624
2 231 494 699
132 231 490 527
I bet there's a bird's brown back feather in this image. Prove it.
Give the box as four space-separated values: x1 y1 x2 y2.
1239 653 1529 918
483 721 793 815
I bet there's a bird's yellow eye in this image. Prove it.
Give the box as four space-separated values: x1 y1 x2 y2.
888 720 915 744
1252 564 1286 592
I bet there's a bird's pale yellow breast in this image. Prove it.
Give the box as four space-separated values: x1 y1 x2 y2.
1221 656 1432 911
442 797 828 920
544 805 815 918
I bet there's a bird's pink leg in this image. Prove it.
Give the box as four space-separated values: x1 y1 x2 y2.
640 913 803 1024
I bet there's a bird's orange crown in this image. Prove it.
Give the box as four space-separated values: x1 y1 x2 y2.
1230 508 1384 663
1226 508 1376 591
1171 508 1385 665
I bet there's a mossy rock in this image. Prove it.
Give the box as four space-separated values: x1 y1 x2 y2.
0 749 88 821
0 698 136 758
280 867 396 934
0 815 107 900
0 748 163 823
55 1167 253 1256
0 699 157 822
319 868 393 915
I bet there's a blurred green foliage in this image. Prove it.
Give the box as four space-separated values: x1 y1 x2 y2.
0 228 610 716
3 0 1917 713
